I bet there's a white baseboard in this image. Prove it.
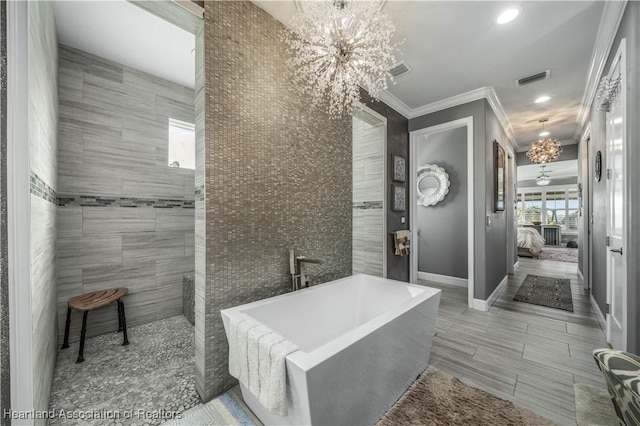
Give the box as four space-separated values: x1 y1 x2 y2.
417 271 468 288
577 268 584 280
473 275 508 312
591 293 607 336
514 261 520 269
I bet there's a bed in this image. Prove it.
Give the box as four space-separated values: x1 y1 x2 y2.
517 227 545 258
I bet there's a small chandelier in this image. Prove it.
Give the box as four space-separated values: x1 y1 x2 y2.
283 0 399 118
536 165 551 186
526 119 562 164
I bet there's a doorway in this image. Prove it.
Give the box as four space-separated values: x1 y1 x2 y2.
409 117 474 308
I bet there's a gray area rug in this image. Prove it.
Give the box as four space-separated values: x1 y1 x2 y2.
377 368 554 426
574 383 619 426
538 247 579 263
513 274 574 312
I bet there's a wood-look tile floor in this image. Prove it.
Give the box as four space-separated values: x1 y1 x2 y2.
423 257 608 425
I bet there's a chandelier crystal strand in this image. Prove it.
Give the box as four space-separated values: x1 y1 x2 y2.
283 0 400 118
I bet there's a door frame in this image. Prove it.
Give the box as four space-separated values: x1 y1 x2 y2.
604 39 627 350
7 0 35 413
506 146 516 274
580 126 591 290
409 116 474 308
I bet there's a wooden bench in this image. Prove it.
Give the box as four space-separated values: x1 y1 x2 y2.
61 287 129 363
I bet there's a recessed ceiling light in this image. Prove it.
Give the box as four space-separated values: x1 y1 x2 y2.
539 131 550 137
497 7 521 25
535 95 551 103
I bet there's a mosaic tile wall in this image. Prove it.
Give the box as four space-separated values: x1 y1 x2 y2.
57 45 196 343
200 1 352 399
0 0 9 421
29 1 59 420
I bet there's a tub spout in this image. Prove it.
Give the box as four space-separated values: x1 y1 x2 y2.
297 256 322 290
289 249 321 290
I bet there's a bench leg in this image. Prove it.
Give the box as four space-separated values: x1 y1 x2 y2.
61 307 71 349
117 300 123 332
118 299 129 346
76 311 88 363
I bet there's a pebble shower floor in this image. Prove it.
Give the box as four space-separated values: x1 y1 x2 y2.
48 316 200 426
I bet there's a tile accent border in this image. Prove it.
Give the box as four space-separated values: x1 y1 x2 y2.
353 201 384 210
30 172 57 204
57 195 195 209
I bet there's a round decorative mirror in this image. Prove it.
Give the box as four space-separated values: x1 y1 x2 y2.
417 164 450 206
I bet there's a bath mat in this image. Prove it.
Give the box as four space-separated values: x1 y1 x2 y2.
377 368 554 426
574 383 619 425
513 274 574 312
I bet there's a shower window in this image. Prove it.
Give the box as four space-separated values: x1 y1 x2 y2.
168 118 195 170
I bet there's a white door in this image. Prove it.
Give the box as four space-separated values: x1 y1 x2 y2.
605 46 626 350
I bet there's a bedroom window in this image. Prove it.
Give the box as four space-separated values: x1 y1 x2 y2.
520 192 542 223
517 186 579 231
546 191 565 226
567 189 579 231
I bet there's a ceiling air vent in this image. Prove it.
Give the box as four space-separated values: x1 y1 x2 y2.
515 69 551 87
389 61 412 78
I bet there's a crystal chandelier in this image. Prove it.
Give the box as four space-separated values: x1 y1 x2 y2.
536 165 551 186
526 120 562 164
283 0 399 118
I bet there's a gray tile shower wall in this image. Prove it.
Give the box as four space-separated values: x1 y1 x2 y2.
57 45 195 343
29 1 59 421
352 115 385 276
199 1 352 399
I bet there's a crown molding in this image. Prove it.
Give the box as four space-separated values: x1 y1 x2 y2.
375 89 412 118
409 86 490 119
485 87 518 150
575 0 627 139
377 86 518 149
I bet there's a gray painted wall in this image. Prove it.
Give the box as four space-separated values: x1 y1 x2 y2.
409 99 514 300
411 100 485 298
360 90 410 282
28 1 59 420
416 126 468 279
587 2 640 353
516 143 579 166
484 104 509 295
57 45 195 342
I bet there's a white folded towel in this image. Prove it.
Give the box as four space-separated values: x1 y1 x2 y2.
228 315 299 416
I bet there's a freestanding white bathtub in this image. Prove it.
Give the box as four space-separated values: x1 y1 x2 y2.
220 273 441 426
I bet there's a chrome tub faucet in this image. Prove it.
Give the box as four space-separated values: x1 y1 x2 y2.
289 248 322 291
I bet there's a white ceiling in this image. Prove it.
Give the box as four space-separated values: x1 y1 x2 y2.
53 0 195 89
253 0 605 151
518 159 578 181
